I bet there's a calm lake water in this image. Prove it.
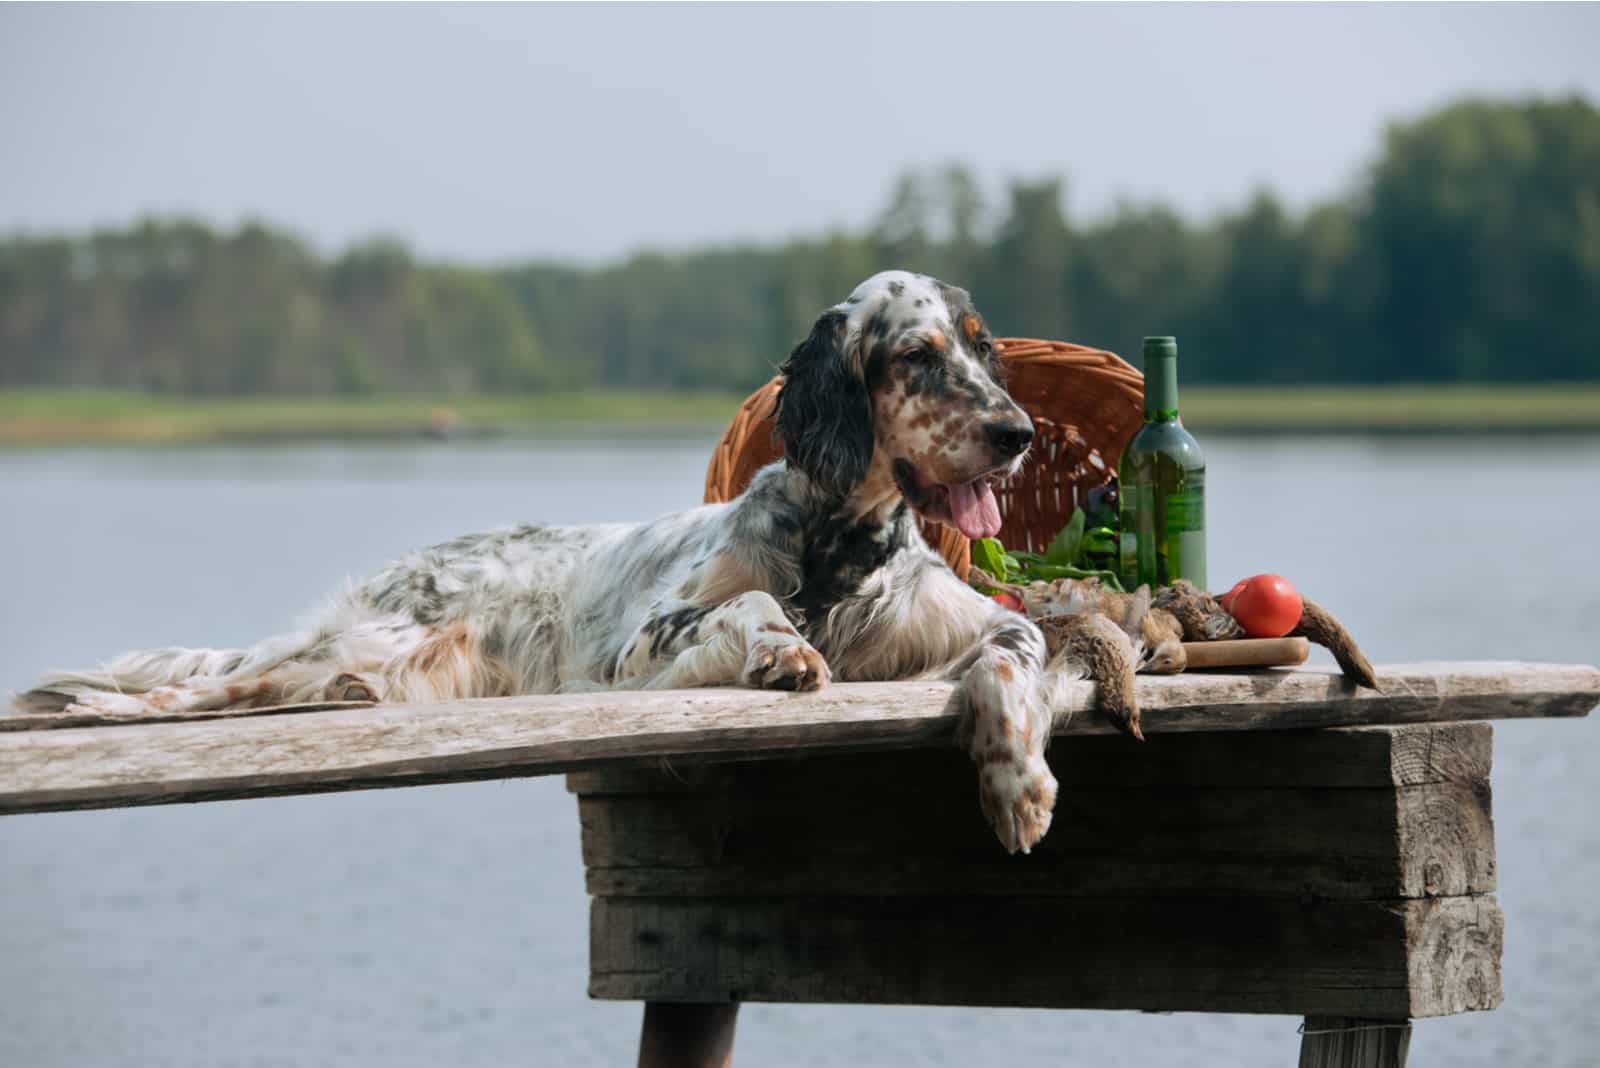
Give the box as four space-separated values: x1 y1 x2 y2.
1 435 1596 1067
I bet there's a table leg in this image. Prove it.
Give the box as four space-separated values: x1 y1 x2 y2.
1298 1016 1412 1068
637 1001 740 1068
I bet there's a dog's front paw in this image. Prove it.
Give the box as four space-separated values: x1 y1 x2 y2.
977 752 1058 854
743 638 830 692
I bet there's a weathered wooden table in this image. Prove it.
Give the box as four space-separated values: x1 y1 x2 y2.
3 662 1595 1067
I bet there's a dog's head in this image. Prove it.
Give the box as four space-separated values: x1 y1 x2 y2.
776 270 1031 538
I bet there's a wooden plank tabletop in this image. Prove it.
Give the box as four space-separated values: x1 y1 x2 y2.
1 661 1593 816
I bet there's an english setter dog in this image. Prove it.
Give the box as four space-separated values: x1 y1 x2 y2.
19 270 1110 854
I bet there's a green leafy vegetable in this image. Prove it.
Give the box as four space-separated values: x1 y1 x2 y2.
968 509 1126 593
966 537 1004 578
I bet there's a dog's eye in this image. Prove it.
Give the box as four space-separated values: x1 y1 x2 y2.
903 346 933 364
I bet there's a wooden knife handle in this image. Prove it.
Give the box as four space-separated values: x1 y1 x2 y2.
1181 637 1311 670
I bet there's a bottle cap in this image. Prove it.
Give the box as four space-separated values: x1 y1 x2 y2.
1143 336 1177 360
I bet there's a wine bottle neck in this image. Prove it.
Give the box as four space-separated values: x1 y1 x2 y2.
1145 353 1179 421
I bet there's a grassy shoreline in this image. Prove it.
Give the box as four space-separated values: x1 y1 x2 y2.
0 389 747 445
3 385 1600 445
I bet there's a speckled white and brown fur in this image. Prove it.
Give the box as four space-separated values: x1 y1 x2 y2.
17 270 1076 853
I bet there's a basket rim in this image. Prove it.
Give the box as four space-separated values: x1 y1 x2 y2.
704 336 1146 578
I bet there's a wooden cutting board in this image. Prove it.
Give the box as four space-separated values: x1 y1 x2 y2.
1181 637 1310 670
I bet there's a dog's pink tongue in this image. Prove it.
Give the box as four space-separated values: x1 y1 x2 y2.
946 479 1002 540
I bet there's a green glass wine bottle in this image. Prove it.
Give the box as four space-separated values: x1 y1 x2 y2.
1118 336 1206 590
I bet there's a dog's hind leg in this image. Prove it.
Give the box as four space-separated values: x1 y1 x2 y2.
323 672 384 702
613 592 829 692
373 621 515 704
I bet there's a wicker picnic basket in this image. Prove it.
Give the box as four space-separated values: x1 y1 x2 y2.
703 338 1146 581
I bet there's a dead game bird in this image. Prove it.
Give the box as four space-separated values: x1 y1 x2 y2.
1292 599 1379 689
1035 612 1145 740
979 575 1379 741
1011 578 1187 741
1151 580 1246 642
1153 580 1378 690
1017 578 1186 675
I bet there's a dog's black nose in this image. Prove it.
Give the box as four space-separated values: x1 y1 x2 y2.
985 420 1034 458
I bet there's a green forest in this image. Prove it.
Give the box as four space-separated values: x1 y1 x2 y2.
3 95 1598 397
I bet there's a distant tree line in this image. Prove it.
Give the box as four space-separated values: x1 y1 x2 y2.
2 96 1597 395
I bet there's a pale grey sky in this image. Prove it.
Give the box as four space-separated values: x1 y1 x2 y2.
3 3 1597 263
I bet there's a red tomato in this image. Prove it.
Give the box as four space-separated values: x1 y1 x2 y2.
1221 574 1303 638
1220 579 1248 612
992 592 1024 613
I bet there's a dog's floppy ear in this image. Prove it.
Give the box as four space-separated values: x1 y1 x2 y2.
776 310 874 498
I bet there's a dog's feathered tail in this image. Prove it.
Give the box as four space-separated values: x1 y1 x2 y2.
10 622 359 715
14 646 253 714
